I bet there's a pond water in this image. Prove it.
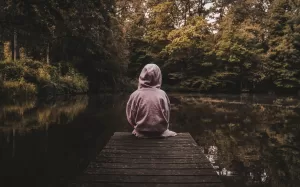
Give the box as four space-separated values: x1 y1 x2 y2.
0 94 300 187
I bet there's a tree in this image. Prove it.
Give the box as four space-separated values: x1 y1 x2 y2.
121 0 300 93
164 16 216 90
1 0 129 91
214 0 268 91
266 0 300 89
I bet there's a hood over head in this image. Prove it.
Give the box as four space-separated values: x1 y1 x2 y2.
138 64 162 89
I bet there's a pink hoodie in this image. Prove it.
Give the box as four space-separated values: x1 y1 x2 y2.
126 64 176 137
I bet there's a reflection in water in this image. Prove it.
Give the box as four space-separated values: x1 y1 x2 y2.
0 94 128 187
169 94 300 187
0 94 299 187
0 96 88 132
0 96 89 158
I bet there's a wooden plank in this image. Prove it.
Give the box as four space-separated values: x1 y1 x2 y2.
110 137 194 141
104 143 197 147
105 143 198 147
107 139 196 144
104 142 197 147
110 135 193 139
70 132 223 186
88 162 213 169
84 168 217 176
101 149 203 154
95 157 210 164
107 139 195 144
103 147 202 151
113 132 192 138
69 183 224 187
98 153 206 159
109 133 196 142
75 175 222 183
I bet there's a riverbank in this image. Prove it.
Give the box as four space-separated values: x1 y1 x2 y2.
0 60 88 99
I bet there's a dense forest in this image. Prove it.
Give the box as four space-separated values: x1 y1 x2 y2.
1 0 300 95
122 0 300 93
0 0 127 96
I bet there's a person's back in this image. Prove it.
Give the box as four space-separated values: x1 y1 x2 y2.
126 64 177 137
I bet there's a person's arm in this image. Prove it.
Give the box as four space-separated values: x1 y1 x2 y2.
160 92 170 126
165 94 171 123
126 94 137 127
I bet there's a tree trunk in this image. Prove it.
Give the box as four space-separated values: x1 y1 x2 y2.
46 43 50 64
12 128 16 157
0 42 3 60
3 41 12 60
240 80 243 91
184 2 187 25
198 0 203 16
13 29 17 61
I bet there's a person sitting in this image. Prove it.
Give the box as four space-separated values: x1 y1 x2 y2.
126 64 177 138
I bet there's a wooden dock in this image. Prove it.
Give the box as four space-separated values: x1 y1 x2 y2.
70 132 224 187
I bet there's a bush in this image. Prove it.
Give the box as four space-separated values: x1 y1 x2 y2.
58 73 89 94
0 60 89 98
0 61 24 81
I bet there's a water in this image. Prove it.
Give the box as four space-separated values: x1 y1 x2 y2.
0 94 300 187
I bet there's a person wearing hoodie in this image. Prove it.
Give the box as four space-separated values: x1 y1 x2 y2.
126 64 177 138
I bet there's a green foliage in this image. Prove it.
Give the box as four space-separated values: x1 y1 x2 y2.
266 0 300 88
214 2 267 89
0 60 88 98
58 72 89 94
123 0 300 93
2 0 299 93
0 0 128 92
165 17 211 55
145 2 176 43
164 16 216 89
